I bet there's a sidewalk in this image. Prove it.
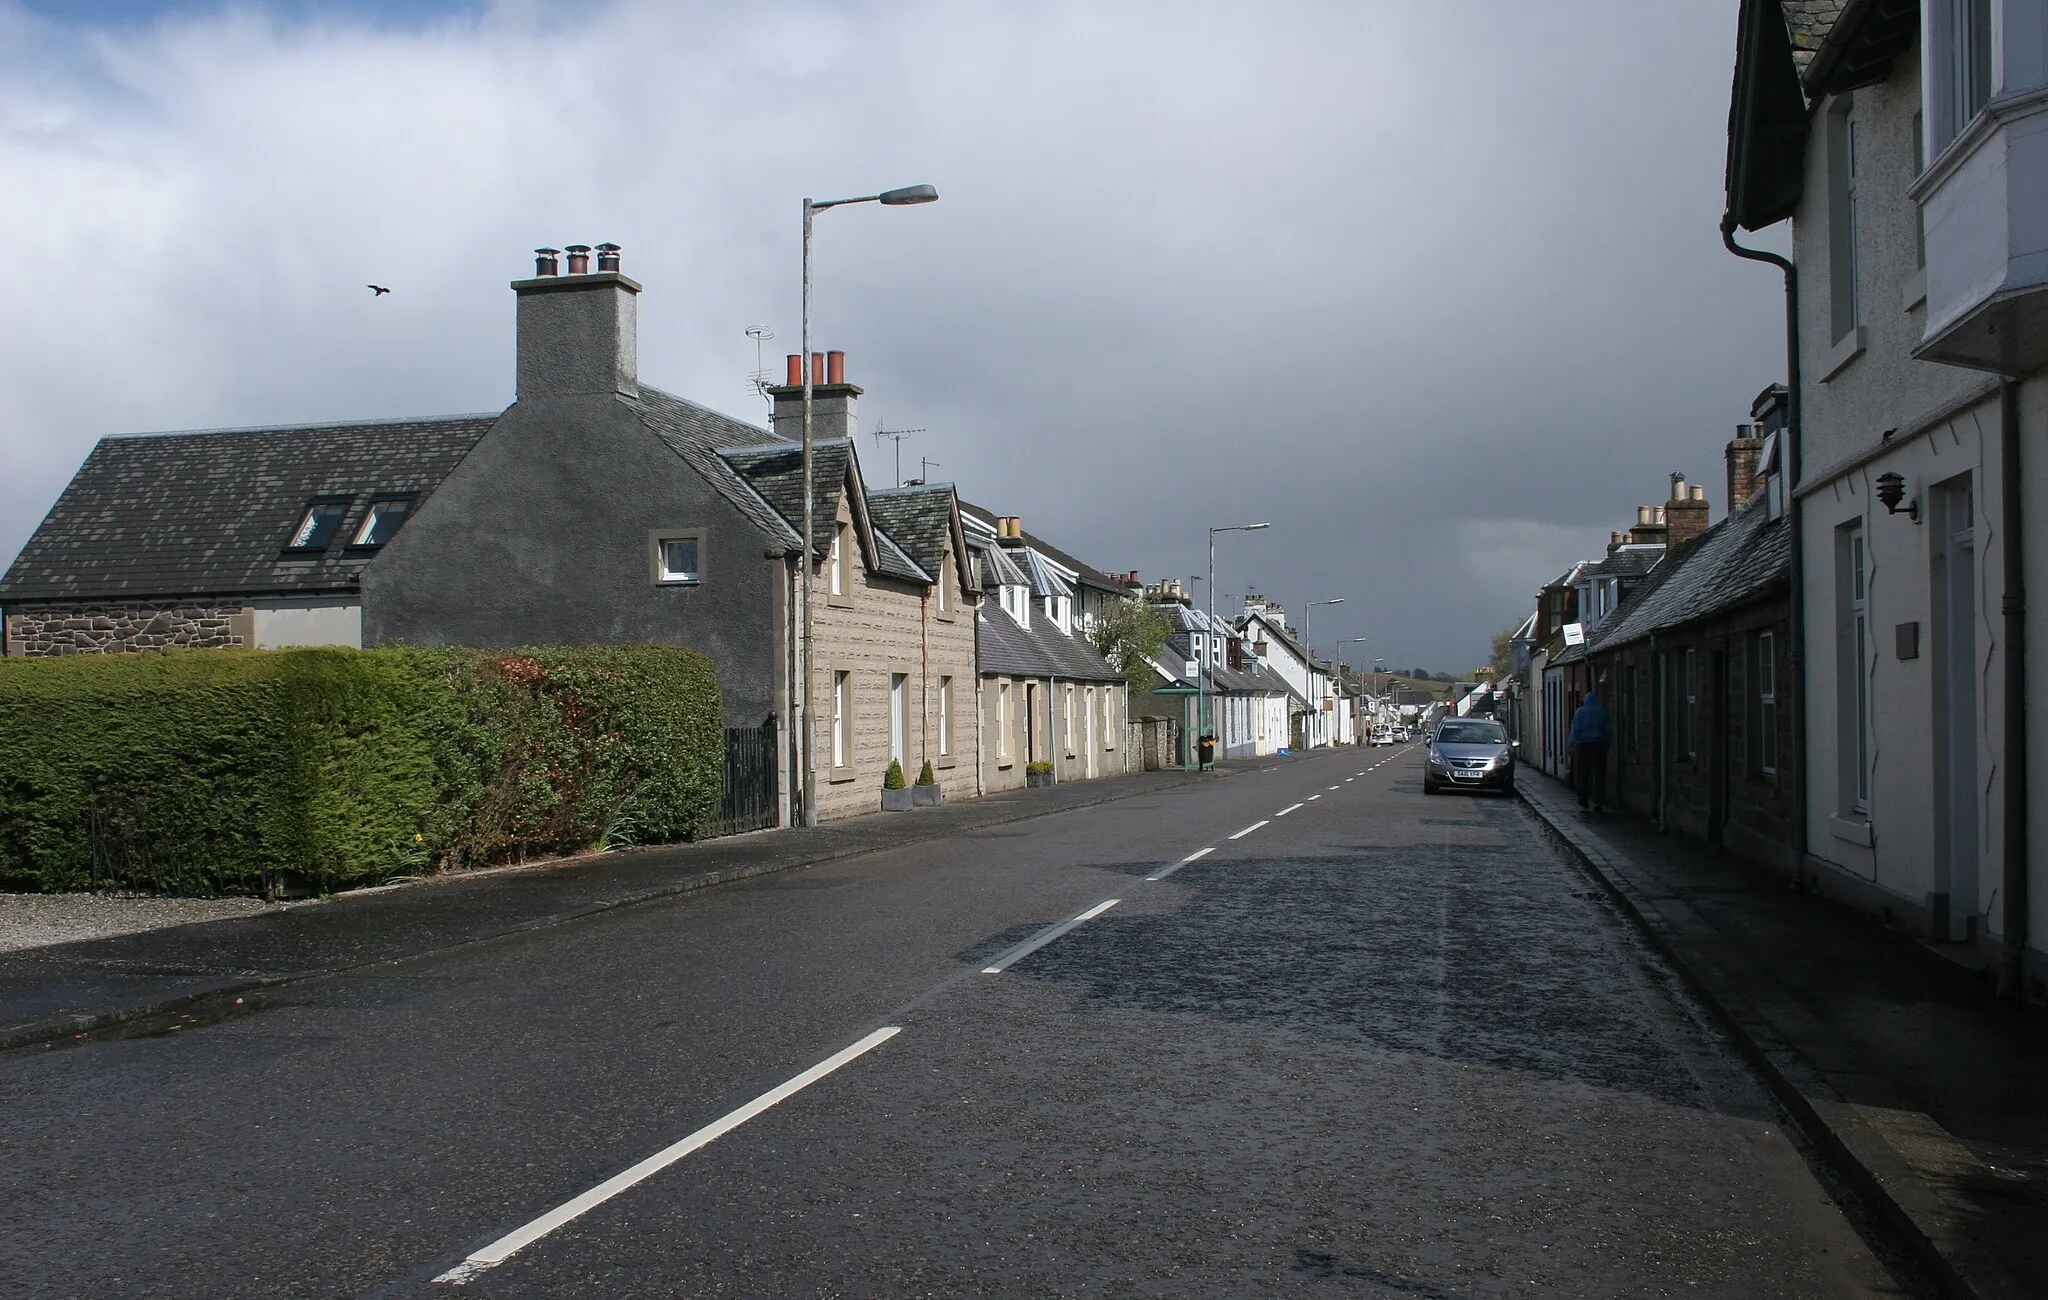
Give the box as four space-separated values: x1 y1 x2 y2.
1518 771 2048 1300
0 760 1246 1053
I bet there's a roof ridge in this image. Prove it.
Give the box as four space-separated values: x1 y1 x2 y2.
103 412 502 441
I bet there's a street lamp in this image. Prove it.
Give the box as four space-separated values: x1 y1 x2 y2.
1201 522 1270 764
1302 598 1344 747
798 183 937 827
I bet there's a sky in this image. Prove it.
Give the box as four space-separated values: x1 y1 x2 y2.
0 0 1789 674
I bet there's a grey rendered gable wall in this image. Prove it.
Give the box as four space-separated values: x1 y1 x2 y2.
360 391 783 725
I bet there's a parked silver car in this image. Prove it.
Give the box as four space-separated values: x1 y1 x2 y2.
1424 717 1514 795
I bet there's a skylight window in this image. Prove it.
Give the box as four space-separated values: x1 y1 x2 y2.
350 498 414 548
284 501 349 553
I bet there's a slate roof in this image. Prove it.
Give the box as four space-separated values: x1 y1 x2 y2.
1580 547 1665 580
1590 506 1790 652
957 501 1123 593
972 539 1031 590
866 484 979 598
719 438 927 583
0 414 494 602
1157 630 1287 696
1780 0 1846 76
976 603 1123 683
719 439 850 563
629 387 798 550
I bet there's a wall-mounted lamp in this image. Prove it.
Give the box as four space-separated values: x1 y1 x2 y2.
1874 471 1920 523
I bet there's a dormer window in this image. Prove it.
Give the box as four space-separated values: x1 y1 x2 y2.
349 497 415 549
283 499 350 554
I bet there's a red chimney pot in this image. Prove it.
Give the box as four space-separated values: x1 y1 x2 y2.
826 350 845 384
785 354 802 386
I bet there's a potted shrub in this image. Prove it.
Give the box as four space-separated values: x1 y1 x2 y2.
881 759 912 811
1025 759 1055 789
912 759 942 807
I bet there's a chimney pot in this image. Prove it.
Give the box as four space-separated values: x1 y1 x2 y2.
1654 505 1666 524
1636 505 1652 525
786 353 803 386
565 244 591 275
811 352 825 384
827 350 845 384
595 242 621 272
534 247 561 277
1670 472 1687 501
1690 484 1706 502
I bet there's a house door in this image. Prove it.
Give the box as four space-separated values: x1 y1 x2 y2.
1932 477 1978 942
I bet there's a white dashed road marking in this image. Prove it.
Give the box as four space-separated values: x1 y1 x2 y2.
1228 820 1269 840
434 1026 902 1285
980 898 1122 974
1146 846 1214 882
1275 802 1304 817
1306 794 1321 801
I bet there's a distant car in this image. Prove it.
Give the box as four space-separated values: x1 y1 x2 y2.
1397 726 1413 742
1370 727 1394 746
1424 717 1514 796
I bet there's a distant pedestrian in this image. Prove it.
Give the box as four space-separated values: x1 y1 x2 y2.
1566 692 1612 814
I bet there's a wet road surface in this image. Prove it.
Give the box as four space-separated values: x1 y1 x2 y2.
0 747 1916 1297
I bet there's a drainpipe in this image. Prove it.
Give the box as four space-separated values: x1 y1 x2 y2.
2000 380 2030 1001
1721 217 1808 882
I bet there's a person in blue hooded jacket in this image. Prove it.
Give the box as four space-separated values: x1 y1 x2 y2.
1566 691 1613 813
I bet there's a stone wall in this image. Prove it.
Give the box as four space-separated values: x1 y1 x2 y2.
4 602 248 656
808 500 979 822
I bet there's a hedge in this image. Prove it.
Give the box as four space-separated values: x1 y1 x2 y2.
0 645 723 896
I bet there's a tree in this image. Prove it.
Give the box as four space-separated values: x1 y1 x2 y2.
1089 596 1174 692
1489 621 1520 680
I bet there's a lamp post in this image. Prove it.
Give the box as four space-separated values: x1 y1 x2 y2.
1202 522 1270 764
798 183 937 827
1302 598 1344 747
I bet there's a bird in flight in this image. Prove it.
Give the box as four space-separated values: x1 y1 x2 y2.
368 285 390 296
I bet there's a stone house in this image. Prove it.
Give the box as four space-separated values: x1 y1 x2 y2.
1581 418 1797 868
963 510 1129 792
0 246 978 828
1726 0 2048 982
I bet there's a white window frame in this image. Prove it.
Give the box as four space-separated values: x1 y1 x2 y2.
832 670 850 769
998 681 1012 758
889 673 907 766
938 676 952 756
1827 98 1862 343
1064 685 1076 756
650 528 704 585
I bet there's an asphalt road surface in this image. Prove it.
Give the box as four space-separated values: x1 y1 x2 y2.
0 746 1917 1298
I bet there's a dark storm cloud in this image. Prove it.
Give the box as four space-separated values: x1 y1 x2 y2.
0 0 1783 669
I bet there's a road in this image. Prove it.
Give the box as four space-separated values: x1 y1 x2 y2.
0 746 1915 1298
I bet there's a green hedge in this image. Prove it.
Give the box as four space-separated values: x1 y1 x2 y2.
0 645 723 896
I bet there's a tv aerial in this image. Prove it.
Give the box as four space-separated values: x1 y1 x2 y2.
872 418 926 487
745 325 775 405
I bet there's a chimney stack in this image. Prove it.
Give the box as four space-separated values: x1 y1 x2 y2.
1726 424 1765 514
768 349 862 442
514 242 639 400
1665 472 1711 547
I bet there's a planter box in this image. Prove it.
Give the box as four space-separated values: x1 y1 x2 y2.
911 784 942 807
881 788 913 812
1026 771 1055 788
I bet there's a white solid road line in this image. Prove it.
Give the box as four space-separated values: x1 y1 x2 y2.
1146 846 1214 882
434 1026 902 1285
1228 820 1269 840
1275 802 1304 817
980 898 1122 974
